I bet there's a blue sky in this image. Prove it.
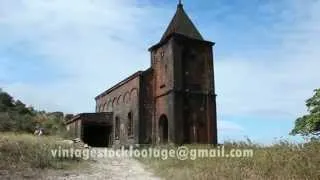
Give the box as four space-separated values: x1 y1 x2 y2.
1 0 319 144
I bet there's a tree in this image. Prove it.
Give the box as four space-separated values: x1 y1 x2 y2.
0 89 14 111
0 112 14 131
291 89 320 136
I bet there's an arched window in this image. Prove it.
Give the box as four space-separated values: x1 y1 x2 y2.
112 97 117 108
107 100 112 111
124 92 130 104
103 103 107 112
159 115 168 143
117 95 122 105
115 116 120 139
130 88 138 102
127 112 133 137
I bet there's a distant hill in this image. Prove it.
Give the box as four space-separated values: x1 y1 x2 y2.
0 88 73 136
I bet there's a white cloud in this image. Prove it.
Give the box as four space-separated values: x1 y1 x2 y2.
0 0 170 113
214 0 320 121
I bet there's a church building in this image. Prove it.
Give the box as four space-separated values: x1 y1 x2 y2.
66 2 218 147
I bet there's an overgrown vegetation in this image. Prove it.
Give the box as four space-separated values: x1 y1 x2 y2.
0 88 74 137
0 133 84 171
291 88 320 137
0 90 83 177
139 140 320 180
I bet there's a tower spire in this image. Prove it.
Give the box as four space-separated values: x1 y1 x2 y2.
178 0 183 7
159 0 203 42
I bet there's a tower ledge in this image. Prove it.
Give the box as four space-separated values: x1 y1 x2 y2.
149 33 214 51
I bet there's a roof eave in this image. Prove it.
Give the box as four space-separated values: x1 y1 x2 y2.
95 71 144 100
148 33 215 51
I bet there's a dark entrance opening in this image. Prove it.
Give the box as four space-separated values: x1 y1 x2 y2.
82 123 112 147
159 115 168 143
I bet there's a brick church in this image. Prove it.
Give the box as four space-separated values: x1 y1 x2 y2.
66 2 218 147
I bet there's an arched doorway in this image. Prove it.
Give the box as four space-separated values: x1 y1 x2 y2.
159 115 168 143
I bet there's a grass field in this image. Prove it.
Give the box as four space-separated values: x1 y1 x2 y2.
1 133 319 179
139 140 320 180
0 133 84 171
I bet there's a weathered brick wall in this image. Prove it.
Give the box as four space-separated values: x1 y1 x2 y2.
172 35 217 144
95 74 141 146
151 39 175 97
150 39 176 144
141 69 154 144
154 93 175 143
149 35 217 144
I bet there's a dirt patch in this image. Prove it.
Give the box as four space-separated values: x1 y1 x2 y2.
1 148 161 180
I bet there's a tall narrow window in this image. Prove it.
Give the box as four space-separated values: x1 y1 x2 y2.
127 112 133 137
103 103 107 112
115 116 120 139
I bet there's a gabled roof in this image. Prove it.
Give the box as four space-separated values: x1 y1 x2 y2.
160 3 203 42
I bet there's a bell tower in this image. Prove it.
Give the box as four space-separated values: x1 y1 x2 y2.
149 2 217 144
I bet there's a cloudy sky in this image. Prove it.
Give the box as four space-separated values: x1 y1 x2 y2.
1 0 319 144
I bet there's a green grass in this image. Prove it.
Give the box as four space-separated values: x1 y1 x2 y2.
138 140 320 180
0 132 85 171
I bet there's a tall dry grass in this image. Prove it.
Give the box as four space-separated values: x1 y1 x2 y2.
139 140 320 180
0 133 82 171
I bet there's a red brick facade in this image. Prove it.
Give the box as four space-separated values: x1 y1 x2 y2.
95 4 217 145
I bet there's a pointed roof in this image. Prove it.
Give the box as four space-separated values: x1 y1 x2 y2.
160 3 203 42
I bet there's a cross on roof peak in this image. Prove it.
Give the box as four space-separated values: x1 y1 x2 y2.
178 0 183 7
